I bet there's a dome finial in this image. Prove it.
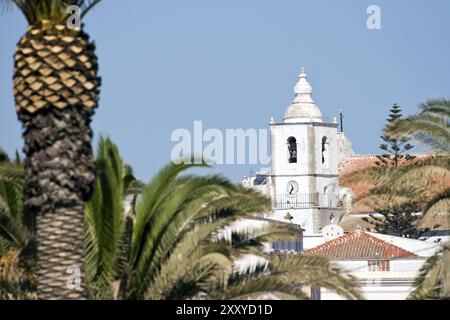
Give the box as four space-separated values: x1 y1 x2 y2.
284 67 323 123
294 67 312 96
299 66 307 78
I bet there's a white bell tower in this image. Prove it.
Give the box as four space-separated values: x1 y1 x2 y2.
268 68 343 235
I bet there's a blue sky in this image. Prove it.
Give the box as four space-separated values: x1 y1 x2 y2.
1 0 449 182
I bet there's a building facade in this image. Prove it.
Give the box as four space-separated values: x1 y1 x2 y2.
304 230 442 300
245 68 347 235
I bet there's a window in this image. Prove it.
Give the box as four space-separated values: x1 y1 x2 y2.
368 260 390 271
287 137 297 163
253 175 268 186
321 136 327 164
271 240 303 253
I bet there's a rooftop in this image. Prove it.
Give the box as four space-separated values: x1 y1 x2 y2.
303 230 418 260
338 153 440 214
338 153 432 176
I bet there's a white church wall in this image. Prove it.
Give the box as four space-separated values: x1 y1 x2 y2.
273 175 310 197
313 124 339 175
263 208 315 232
319 208 343 228
261 68 347 235
337 132 355 162
270 124 310 176
315 176 339 196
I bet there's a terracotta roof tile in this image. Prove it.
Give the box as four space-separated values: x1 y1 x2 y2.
303 230 417 260
338 153 432 176
338 155 379 176
338 153 441 214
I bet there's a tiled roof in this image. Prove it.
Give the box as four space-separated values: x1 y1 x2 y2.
339 155 379 176
338 153 432 176
303 230 417 260
338 153 438 213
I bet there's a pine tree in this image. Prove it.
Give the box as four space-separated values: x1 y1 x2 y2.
376 103 415 167
362 201 427 239
365 104 423 237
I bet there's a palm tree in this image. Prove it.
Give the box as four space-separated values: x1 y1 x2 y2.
386 98 449 153
342 157 449 299
346 155 450 221
343 96 450 298
0 154 35 299
84 137 363 300
0 139 363 299
408 245 449 300
4 0 102 298
386 98 449 299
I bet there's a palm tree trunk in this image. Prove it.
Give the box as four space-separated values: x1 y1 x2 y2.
13 22 100 299
18 106 96 299
35 205 86 299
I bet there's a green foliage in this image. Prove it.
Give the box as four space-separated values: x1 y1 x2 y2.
0 160 36 299
0 139 362 300
344 97 450 299
84 136 131 298
376 103 415 167
357 97 450 299
408 242 450 300
354 156 449 236
362 202 426 239
408 247 443 300
206 254 363 300
0 148 10 164
2 0 101 24
355 104 449 236
387 98 450 153
0 162 30 254
84 137 362 300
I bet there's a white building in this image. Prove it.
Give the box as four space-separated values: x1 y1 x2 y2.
240 67 447 300
245 68 347 236
304 229 442 300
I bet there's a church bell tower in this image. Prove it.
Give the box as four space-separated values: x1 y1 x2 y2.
268 68 343 235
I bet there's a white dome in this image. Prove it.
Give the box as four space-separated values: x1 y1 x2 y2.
283 67 323 123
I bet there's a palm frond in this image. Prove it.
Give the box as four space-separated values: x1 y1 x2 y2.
130 161 207 266
3 0 102 24
0 147 10 164
418 98 450 117
207 254 363 300
266 254 363 300
0 165 30 252
131 174 244 298
387 98 450 152
422 189 450 217
0 250 36 299
408 248 443 300
216 276 308 300
145 220 234 300
0 164 24 189
84 136 126 297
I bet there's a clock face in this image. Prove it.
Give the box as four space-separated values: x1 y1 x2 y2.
286 180 299 197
